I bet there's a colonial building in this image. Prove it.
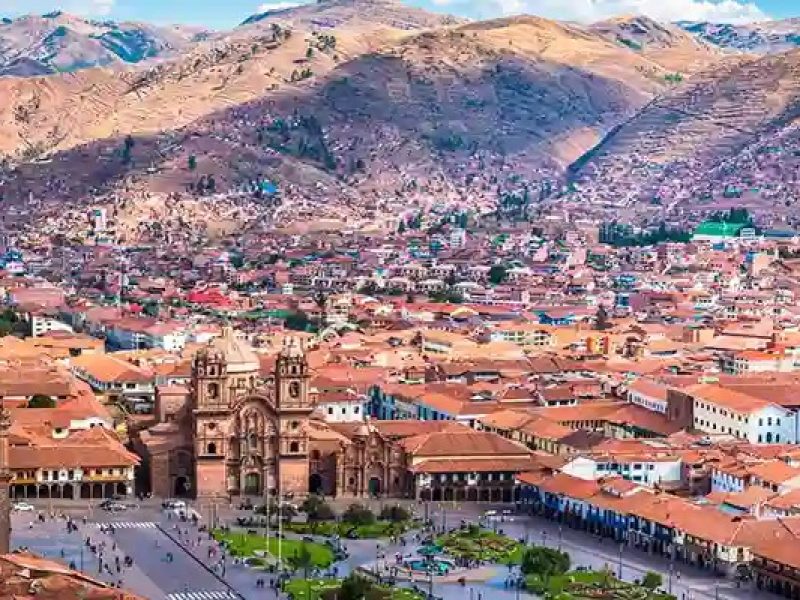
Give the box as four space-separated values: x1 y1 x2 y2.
137 328 313 499
135 328 534 501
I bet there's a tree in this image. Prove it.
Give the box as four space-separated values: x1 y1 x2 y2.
336 574 372 600
288 544 313 576
188 154 197 170
520 547 570 578
595 305 611 331
488 264 508 285
27 394 55 409
142 302 160 318
284 310 310 332
121 135 135 164
301 495 336 521
379 504 410 523
342 503 375 526
641 571 663 590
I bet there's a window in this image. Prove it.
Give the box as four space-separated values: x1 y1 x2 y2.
68 470 74 480
327 407 334 415
776 434 781 443
290 441 300 453
766 432 773 443
777 418 781 426
207 442 217 455
354 406 360 414
768 417 773 426
759 418 764 426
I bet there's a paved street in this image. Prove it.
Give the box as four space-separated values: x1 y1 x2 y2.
7 499 784 600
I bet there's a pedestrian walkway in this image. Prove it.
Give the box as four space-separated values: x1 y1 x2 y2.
165 591 239 600
95 522 158 529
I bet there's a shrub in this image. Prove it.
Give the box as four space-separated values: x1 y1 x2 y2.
642 571 663 590
379 505 411 523
520 547 570 578
342 504 375 526
302 495 336 522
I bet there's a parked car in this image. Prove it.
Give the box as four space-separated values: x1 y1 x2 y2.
12 502 35 512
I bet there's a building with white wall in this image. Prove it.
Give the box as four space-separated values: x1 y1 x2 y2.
689 384 797 444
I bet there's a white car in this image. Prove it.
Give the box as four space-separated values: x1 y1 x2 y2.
13 502 35 512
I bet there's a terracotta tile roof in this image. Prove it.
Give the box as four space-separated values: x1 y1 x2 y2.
71 354 153 384
685 384 772 414
716 486 777 509
410 457 536 473
605 405 685 436
529 402 626 423
747 460 800 484
537 472 601 500
765 489 800 511
0 552 145 599
402 428 532 458
370 420 456 439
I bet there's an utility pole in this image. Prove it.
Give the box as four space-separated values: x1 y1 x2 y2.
618 542 624 579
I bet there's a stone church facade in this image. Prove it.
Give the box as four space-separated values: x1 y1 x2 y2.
137 330 315 499
136 329 413 500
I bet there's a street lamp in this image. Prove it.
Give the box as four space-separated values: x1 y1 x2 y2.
617 542 624 579
558 525 563 551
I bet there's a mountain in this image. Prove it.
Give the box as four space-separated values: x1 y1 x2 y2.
0 11 732 239
239 0 466 30
591 16 720 72
0 11 210 76
678 19 800 53
568 50 800 221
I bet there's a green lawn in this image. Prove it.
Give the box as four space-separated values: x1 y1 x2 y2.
436 527 522 564
526 570 676 600
284 579 423 600
284 578 341 600
285 520 413 539
213 530 335 568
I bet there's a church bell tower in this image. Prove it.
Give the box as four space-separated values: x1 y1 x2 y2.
275 337 312 498
192 346 229 497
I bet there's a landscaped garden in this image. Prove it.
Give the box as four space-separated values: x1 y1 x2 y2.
212 529 335 569
284 574 424 600
285 497 415 539
520 546 676 600
436 524 523 564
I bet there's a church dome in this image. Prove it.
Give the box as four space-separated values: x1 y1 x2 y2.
209 326 260 374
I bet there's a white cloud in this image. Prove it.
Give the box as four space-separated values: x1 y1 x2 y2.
256 1 305 12
426 0 769 24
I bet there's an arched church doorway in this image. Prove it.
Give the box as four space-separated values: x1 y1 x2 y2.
368 476 381 497
309 473 323 495
174 476 190 497
244 472 261 495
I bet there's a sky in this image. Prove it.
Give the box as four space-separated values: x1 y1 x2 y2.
0 0 795 29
